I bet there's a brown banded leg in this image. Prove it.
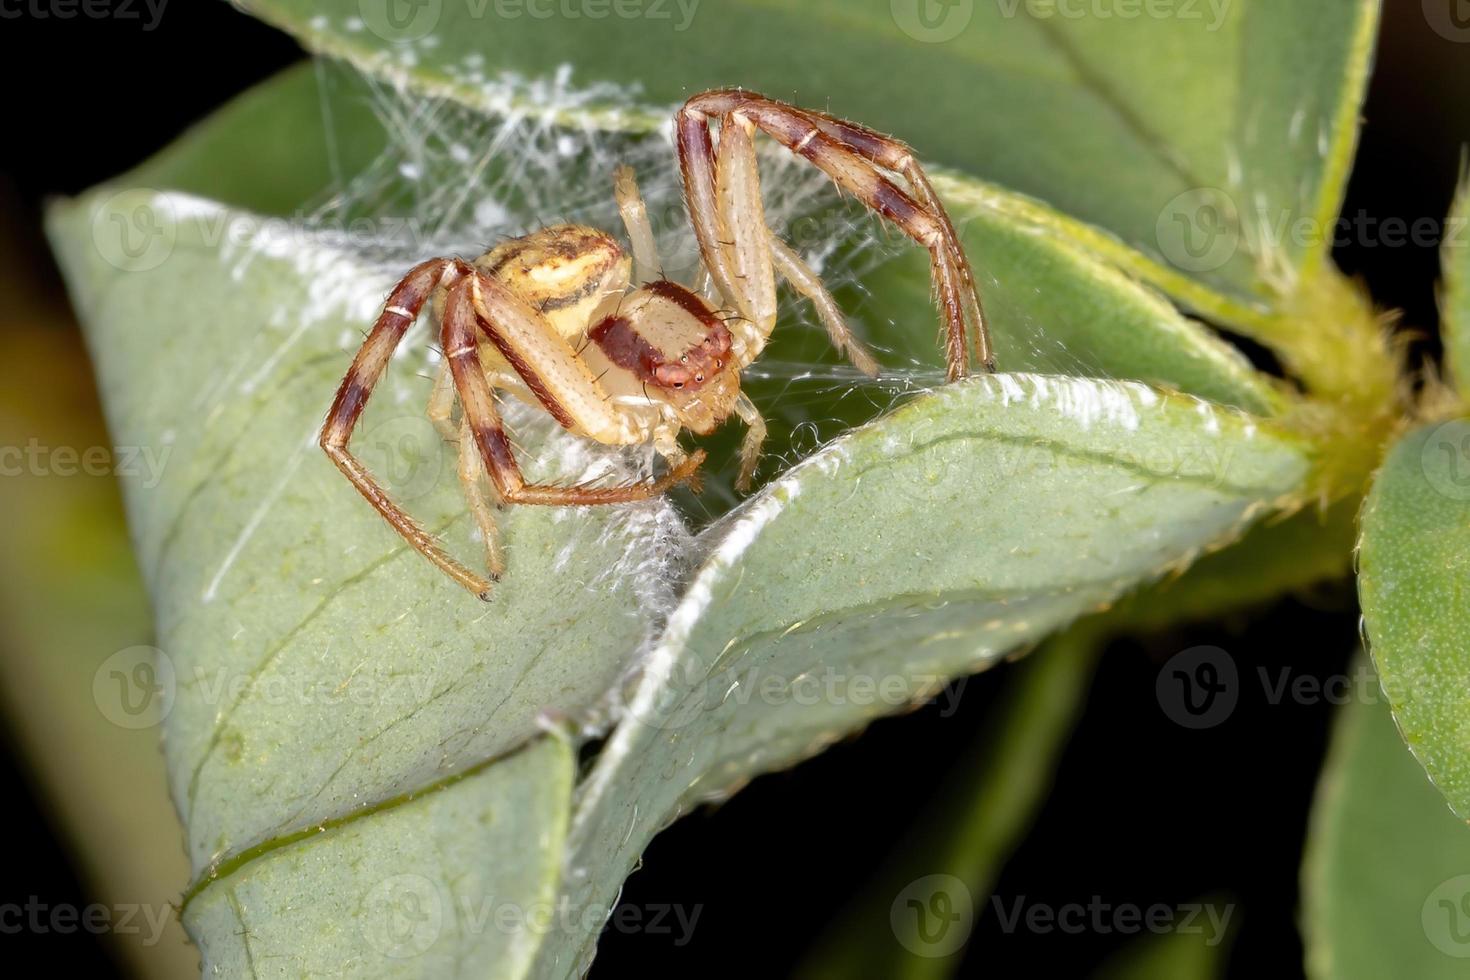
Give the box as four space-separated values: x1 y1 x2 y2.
767 105 990 373
678 91 992 380
679 109 874 374
319 257 500 599
442 277 705 507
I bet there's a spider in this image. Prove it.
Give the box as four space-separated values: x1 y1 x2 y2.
321 89 993 600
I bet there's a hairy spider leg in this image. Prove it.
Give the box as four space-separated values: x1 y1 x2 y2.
678 91 993 381
771 101 991 373
425 355 506 576
613 164 663 285
318 257 500 598
765 233 880 378
731 391 768 492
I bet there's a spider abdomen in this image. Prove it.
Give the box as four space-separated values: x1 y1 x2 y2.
475 224 630 340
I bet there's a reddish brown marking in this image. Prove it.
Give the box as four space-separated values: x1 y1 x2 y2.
677 111 716 176
471 421 521 489
644 279 722 328
327 379 370 433
870 178 923 227
587 315 659 379
589 282 732 391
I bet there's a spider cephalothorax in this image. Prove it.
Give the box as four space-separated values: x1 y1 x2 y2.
322 89 992 600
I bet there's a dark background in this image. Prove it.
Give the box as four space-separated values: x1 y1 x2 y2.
0 3 1464 976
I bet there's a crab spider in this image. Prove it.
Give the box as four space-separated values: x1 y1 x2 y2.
321 89 993 600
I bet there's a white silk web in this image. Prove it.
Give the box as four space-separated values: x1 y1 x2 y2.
287 60 1089 529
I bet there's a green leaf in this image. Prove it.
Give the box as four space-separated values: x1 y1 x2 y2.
1112 498 1356 632
1442 181 1470 397
800 627 1102 980
531 375 1311 975
238 0 1379 309
185 736 574 977
47 187 684 877
1302 656 1470 979
1358 419 1470 817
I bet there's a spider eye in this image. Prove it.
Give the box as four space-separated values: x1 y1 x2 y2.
694 374 705 383
673 382 684 389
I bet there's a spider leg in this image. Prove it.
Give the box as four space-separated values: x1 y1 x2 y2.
767 233 880 378
712 111 779 335
678 91 992 380
732 391 768 493
444 276 705 507
320 258 498 600
456 415 505 579
676 109 776 350
426 359 458 441
764 106 989 373
613 164 663 285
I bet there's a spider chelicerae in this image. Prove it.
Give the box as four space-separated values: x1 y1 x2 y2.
321 89 993 600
